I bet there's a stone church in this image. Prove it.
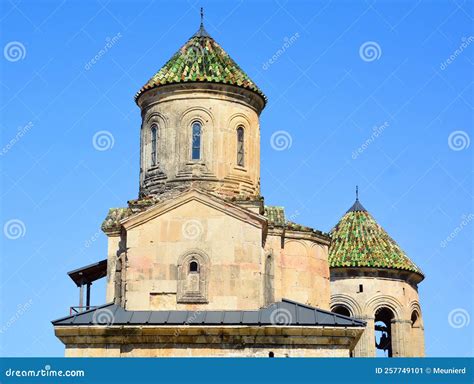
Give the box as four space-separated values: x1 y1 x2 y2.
52 16 425 358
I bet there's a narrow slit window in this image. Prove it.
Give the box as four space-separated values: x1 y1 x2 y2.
151 124 157 166
237 127 244 166
192 122 201 160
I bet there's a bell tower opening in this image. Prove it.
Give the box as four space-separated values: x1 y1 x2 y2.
374 307 394 357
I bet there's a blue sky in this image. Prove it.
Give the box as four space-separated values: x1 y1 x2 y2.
0 0 472 357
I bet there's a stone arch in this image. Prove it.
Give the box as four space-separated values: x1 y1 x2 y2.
176 249 210 303
309 241 327 260
331 294 363 318
409 301 423 327
374 306 396 357
180 106 215 127
366 295 407 358
140 112 169 193
179 107 215 164
332 305 351 317
227 112 251 136
141 112 168 170
228 113 252 169
284 239 309 253
408 300 422 316
408 300 425 356
364 294 403 321
145 111 169 126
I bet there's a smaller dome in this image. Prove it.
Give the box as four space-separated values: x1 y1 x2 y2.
135 23 266 103
329 195 423 277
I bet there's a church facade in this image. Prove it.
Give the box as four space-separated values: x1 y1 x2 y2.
52 18 425 358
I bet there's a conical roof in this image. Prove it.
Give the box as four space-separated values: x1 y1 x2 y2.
135 23 266 102
329 196 423 276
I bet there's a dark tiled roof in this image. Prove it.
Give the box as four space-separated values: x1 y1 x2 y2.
346 198 367 213
329 199 423 275
68 259 107 287
52 299 366 327
135 25 266 102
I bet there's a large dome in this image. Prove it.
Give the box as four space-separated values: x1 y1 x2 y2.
135 24 266 103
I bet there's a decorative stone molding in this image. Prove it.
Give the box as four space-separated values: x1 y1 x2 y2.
330 294 363 318
101 208 133 235
177 249 210 304
364 294 404 321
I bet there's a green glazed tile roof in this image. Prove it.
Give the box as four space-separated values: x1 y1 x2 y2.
264 206 285 226
329 199 423 275
135 25 266 102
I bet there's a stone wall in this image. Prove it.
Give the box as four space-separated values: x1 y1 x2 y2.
58 325 361 358
265 232 331 310
115 192 266 311
65 344 349 357
137 83 262 199
103 190 333 314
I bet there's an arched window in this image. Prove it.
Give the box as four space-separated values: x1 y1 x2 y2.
151 124 158 166
237 126 244 166
332 305 351 317
411 311 420 328
192 122 201 160
177 251 209 303
189 260 199 273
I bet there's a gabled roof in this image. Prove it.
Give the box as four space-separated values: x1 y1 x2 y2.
329 197 423 277
52 299 366 327
121 188 266 231
135 23 266 103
